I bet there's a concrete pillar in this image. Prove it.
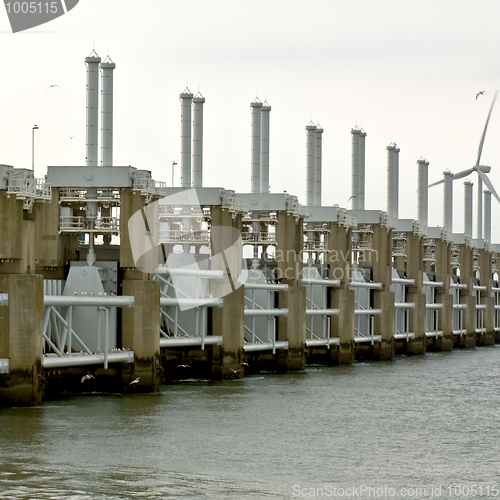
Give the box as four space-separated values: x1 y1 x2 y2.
34 188 79 279
370 224 395 360
120 188 151 275
121 279 161 392
479 249 495 345
277 211 306 370
0 192 35 275
434 238 453 351
405 232 426 354
210 207 244 378
459 244 476 348
435 291 453 351
0 274 44 406
327 222 355 364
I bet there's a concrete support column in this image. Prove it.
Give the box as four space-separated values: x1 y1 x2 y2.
434 238 453 351
435 291 453 351
210 207 244 378
0 193 35 275
327 222 355 364
479 249 495 345
406 232 426 354
459 244 476 348
121 279 161 392
277 211 306 370
371 224 395 360
120 188 150 275
278 285 306 370
35 188 79 279
0 274 44 406
330 288 355 364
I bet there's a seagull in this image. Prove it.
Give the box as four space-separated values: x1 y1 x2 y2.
348 192 363 202
230 368 240 374
476 90 486 100
81 374 95 383
177 364 189 369
242 362 249 367
68 135 75 139
44 84 62 92
129 377 140 385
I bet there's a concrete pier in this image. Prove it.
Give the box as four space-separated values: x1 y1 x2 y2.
479 248 495 346
276 211 306 370
433 235 454 351
371 224 395 360
405 231 426 354
119 188 161 391
458 243 476 348
121 279 161 392
0 274 44 406
327 221 355 364
210 206 245 378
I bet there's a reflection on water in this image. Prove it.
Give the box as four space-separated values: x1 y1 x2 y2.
1 347 500 499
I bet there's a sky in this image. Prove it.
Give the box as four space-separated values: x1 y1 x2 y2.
1 0 500 240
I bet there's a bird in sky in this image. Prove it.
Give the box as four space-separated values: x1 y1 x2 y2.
129 377 140 385
348 192 363 202
81 374 95 383
476 90 486 100
44 84 62 92
68 135 75 139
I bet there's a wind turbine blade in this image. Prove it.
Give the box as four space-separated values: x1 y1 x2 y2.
477 169 500 204
451 168 474 180
428 179 444 188
476 90 498 166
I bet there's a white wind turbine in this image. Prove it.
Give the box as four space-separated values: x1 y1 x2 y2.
429 90 499 239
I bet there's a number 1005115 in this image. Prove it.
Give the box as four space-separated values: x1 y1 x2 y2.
5 2 60 14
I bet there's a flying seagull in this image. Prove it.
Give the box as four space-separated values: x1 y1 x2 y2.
476 90 486 100
68 135 75 139
129 377 140 385
81 374 95 383
348 192 363 202
44 84 62 92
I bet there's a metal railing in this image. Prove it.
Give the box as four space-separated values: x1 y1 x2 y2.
244 282 289 354
43 295 134 369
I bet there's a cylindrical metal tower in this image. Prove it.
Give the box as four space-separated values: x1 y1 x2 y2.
85 53 101 167
250 99 263 193
417 158 429 227
386 143 400 219
477 178 483 240
192 93 205 188
464 180 473 238
180 89 193 188
484 189 492 243
351 128 366 210
306 123 317 206
100 58 115 167
260 102 271 194
443 171 453 233
315 125 323 207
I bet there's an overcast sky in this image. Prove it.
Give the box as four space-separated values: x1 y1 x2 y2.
1 0 500 240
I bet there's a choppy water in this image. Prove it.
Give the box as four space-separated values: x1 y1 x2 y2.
1 347 500 499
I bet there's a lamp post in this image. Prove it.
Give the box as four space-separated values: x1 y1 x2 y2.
172 161 177 187
32 124 39 171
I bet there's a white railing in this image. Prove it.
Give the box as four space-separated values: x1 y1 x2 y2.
244 283 289 354
159 229 210 244
43 295 134 369
155 269 224 349
59 216 119 233
301 278 340 348
241 232 277 244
